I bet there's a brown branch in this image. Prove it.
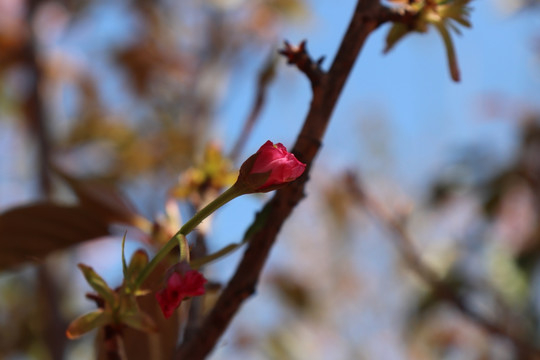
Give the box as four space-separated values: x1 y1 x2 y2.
344 172 540 359
279 40 324 88
36 265 68 360
175 1 387 359
24 0 52 197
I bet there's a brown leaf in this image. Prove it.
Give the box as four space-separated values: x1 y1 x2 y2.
0 203 112 270
55 168 151 230
53 169 145 227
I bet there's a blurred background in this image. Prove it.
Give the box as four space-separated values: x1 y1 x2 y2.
1 0 540 359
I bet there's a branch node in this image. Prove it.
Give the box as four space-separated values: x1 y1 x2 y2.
279 39 324 88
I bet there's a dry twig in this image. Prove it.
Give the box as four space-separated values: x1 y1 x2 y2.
230 53 277 161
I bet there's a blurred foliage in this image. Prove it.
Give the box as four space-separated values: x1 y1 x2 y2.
409 118 540 358
170 143 237 206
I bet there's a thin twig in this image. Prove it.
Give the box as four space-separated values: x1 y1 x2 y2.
175 1 387 358
24 0 52 197
230 52 277 161
279 40 324 88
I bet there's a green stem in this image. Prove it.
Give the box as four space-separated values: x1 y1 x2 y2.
435 22 460 82
133 184 244 289
177 185 244 236
190 243 241 270
133 236 177 290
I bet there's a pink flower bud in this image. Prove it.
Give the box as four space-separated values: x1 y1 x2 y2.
238 141 306 192
155 267 207 319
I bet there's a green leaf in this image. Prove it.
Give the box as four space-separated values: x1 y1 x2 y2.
451 16 471 28
434 23 460 82
0 203 111 270
118 294 157 333
384 23 411 54
125 249 149 291
66 309 111 339
439 0 473 28
78 264 117 307
447 21 462 36
120 310 158 333
122 232 128 278
190 243 242 269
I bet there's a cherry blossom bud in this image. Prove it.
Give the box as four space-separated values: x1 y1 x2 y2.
237 141 306 192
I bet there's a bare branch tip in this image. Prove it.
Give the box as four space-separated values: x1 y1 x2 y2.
278 39 324 86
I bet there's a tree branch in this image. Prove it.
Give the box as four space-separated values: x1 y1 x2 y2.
175 1 387 358
279 40 324 88
230 52 276 161
24 0 52 197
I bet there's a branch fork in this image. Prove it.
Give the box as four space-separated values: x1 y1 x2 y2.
279 40 325 88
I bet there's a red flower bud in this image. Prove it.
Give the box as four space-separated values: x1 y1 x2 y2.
155 267 207 319
238 141 306 192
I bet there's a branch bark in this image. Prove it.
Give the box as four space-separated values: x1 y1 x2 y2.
175 1 385 358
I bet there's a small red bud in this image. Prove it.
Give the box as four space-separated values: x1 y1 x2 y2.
156 266 207 319
237 140 306 193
